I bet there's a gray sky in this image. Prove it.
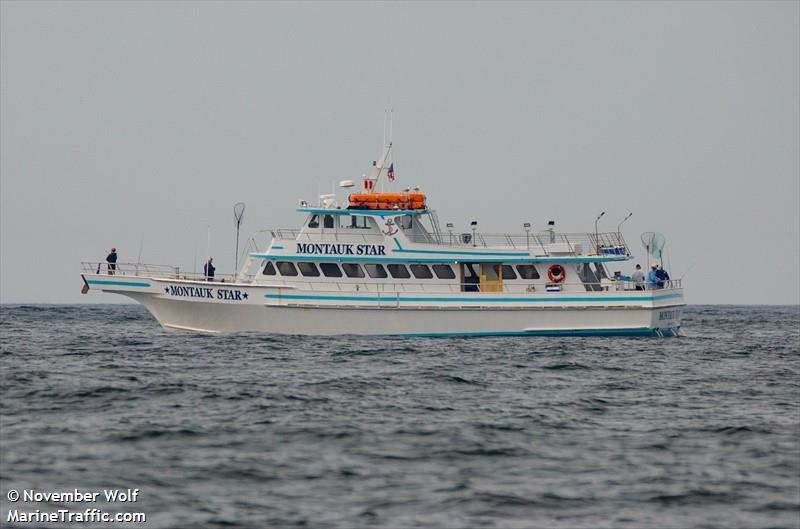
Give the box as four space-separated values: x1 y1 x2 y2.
2 1 798 305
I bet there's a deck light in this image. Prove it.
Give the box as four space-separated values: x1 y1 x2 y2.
595 211 606 254
523 222 531 248
470 221 478 247
446 223 454 245
617 212 633 233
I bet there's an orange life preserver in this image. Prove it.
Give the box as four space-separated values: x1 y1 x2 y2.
547 264 566 283
348 192 426 210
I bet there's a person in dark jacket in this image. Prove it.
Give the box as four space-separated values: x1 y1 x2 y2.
106 248 118 275
655 265 670 288
203 258 216 281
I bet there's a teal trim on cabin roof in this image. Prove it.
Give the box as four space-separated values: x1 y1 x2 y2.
297 208 427 217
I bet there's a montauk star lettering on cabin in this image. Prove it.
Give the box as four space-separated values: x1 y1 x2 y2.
296 243 386 256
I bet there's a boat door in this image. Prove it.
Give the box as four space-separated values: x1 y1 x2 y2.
460 263 480 292
479 263 504 292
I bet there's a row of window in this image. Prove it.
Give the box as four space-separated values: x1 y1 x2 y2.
306 214 413 230
308 214 373 230
263 261 541 281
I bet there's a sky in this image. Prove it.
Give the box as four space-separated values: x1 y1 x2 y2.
1 1 798 305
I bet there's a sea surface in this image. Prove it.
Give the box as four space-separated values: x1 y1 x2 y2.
1 304 798 529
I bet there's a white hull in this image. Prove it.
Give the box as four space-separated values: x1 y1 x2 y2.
86 275 684 336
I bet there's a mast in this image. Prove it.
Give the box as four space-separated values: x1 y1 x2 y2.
362 110 395 193
364 142 393 192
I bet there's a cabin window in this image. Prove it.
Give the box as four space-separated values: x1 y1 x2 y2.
516 264 540 279
398 215 413 229
482 264 501 281
410 264 433 279
298 262 320 277
308 215 319 228
364 263 388 278
342 263 365 278
276 261 298 276
323 215 334 229
432 264 456 279
501 265 517 280
340 215 370 229
262 261 276 275
387 264 411 279
320 263 342 277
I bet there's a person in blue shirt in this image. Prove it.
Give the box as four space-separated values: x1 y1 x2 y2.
645 263 660 289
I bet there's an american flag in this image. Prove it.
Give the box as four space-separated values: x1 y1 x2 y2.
387 163 395 182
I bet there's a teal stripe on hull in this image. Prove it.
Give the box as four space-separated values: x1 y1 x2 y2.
399 327 673 337
264 293 684 303
88 280 151 288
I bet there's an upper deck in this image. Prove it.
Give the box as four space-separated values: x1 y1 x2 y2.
263 207 632 261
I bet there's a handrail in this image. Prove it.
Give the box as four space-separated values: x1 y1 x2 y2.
82 260 681 292
81 262 241 283
267 229 631 256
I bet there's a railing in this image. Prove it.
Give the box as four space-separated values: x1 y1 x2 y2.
82 261 682 293
408 230 630 255
267 229 630 256
269 229 384 245
81 262 241 283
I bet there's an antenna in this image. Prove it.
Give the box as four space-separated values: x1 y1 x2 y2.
234 202 246 274
203 224 211 281
137 234 144 264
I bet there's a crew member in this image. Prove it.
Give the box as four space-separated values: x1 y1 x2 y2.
631 264 645 291
106 248 118 275
203 258 216 282
645 263 660 289
655 265 670 288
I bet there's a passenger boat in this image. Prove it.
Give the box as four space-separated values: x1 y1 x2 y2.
80 141 685 336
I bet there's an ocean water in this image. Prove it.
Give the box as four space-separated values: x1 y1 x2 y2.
0 304 798 529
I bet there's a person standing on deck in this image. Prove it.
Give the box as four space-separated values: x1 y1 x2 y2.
106 248 117 275
203 258 216 282
631 264 645 290
645 263 660 290
655 265 670 288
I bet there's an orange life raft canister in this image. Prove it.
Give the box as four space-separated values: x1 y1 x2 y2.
348 193 426 210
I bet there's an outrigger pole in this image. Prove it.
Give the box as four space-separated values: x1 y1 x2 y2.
234 202 246 274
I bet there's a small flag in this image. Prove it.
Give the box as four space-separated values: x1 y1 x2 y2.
387 163 395 182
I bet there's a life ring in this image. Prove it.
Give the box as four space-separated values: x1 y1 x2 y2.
547 264 565 283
